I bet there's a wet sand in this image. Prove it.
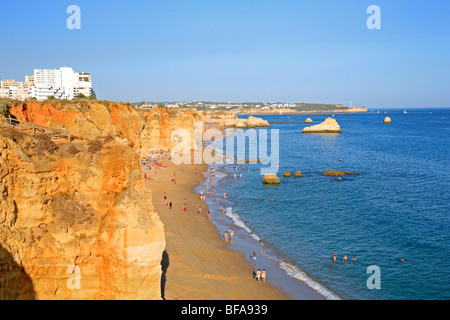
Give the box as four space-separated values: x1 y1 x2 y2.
143 156 292 300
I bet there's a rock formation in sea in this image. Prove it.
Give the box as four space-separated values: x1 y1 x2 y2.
223 116 270 128
305 118 313 124
294 171 305 177
283 171 291 177
322 170 352 176
384 117 392 123
262 174 281 184
302 118 342 133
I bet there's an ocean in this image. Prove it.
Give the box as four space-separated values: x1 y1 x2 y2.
197 109 450 300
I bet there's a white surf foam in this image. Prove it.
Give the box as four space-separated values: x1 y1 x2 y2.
225 207 261 242
279 261 342 300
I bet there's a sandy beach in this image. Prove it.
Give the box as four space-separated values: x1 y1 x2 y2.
143 153 292 300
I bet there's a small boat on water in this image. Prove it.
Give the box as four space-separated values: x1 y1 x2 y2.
404 110 407 114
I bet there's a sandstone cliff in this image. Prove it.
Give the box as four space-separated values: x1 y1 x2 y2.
0 128 165 299
1 100 271 300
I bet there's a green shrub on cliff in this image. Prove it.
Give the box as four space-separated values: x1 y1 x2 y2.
0 101 11 117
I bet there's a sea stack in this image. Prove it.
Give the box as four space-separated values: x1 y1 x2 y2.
302 117 342 133
294 171 305 177
384 117 392 124
262 174 281 184
283 171 291 177
305 118 313 124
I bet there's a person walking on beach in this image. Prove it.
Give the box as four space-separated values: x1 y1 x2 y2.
261 269 266 282
171 172 176 184
256 269 261 282
206 211 211 221
198 206 202 215
164 193 168 206
200 189 203 202
229 228 234 241
169 201 172 209
251 252 257 268
224 231 228 241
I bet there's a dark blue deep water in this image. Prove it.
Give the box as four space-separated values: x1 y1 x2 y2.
205 109 449 300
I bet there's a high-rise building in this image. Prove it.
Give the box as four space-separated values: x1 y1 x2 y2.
31 67 94 100
0 67 94 101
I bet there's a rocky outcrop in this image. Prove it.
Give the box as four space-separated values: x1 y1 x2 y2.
384 117 392 124
322 171 352 176
9 102 206 154
0 132 165 300
303 118 342 133
262 174 281 184
9 103 269 155
223 116 269 128
294 171 305 177
305 118 313 124
283 171 291 177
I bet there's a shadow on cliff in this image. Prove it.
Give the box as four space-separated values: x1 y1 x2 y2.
160 250 169 300
0 245 36 300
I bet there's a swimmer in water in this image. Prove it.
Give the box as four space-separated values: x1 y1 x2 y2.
333 253 337 263
343 255 347 262
352 257 356 262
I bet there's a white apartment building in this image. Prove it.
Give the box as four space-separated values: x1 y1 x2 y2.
0 79 28 100
1 67 94 101
31 67 94 100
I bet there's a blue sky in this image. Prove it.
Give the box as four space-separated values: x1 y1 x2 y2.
0 0 449 108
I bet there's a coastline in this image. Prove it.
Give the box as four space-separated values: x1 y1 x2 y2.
143 153 293 300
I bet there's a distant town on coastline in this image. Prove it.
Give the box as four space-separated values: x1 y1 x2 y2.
0 67 367 113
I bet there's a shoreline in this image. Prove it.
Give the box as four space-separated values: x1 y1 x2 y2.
142 153 293 300
201 161 336 300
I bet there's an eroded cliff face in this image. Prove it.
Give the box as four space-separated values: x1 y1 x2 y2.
9 102 208 153
0 132 165 299
8 102 269 154
1 101 268 299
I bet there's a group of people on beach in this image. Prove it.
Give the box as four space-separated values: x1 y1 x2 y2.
251 252 266 283
140 150 171 181
158 160 270 285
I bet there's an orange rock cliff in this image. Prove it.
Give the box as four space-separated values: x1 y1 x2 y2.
1 100 213 299
1 100 270 299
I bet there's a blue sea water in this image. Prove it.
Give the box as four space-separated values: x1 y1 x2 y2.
201 109 450 300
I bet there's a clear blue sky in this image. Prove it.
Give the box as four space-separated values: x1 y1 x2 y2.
1 0 449 108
